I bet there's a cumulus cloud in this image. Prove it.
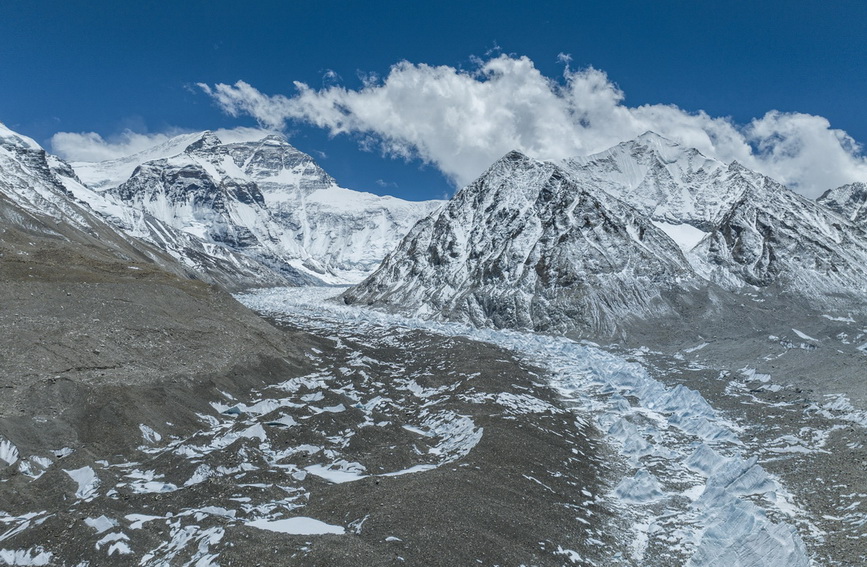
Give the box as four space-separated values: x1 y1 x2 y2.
50 126 276 163
199 54 867 198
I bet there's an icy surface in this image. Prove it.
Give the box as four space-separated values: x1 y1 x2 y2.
64 466 99 500
84 516 118 535
0 547 52 566
245 517 346 535
0 439 19 466
652 221 708 253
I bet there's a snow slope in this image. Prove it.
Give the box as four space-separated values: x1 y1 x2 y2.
818 181 867 226
0 122 293 290
0 121 192 280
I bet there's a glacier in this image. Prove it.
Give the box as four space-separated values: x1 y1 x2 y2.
238 286 813 566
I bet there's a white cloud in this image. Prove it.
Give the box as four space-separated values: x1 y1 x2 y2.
212 126 278 145
50 126 276 163
200 54 867 198
375 179 398 189
51 130 182 162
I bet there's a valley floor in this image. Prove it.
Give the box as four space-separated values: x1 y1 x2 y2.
1 287 865 566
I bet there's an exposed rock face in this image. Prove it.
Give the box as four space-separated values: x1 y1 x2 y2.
561 133 867 299
692 169 867 299
0 122 188 279
345 133 867 335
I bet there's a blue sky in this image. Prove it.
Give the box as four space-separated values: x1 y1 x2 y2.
2 1 866 200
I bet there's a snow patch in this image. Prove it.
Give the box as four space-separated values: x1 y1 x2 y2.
0 547 52 566
652 221 709 252
64 466 99 499
84 516 118 534
791 329 818 342
245 517 345 535
0 440 18 467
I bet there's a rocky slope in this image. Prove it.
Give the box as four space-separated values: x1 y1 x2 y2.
0 121 311 478
78 132 443 284
818 181 867 226
345 133 867 335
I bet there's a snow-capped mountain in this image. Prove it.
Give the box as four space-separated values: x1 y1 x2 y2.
71 132 210 191
343 150 712 335
560 133 867 299
0 122 293 290
84 132 443 284
0 122 186 278
690 168 867 297
560 131 733 230
818 181 867 226
345 133 867 334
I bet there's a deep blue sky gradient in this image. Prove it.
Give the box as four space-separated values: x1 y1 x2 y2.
2 0 865 200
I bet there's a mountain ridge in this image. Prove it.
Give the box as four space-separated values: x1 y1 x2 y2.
344 133 867 336
82 130 443 285
343 149 719 335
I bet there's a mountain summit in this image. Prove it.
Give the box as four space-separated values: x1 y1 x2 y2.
71 131 443 285
818 181 867 226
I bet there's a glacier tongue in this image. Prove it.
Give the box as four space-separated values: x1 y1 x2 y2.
237 287 812 567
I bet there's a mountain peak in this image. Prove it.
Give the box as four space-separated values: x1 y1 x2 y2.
0 121 42 151
818 181 867 225
622 131 708 163
503 149 531 161
184 131 223 153
635 130 673 144
259 133 289 144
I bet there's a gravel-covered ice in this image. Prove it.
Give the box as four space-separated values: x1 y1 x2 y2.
237 286 813 567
